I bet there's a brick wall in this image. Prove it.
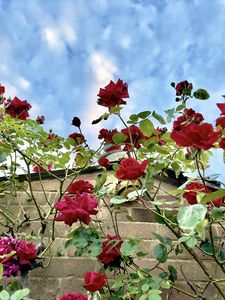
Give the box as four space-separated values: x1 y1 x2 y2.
0 170 224 300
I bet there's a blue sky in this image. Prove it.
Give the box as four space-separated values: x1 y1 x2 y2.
0 0 225 178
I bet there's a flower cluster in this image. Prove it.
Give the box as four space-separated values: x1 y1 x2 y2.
171 108 221 150
4 97 31 120
116 157 148 181
0 237 38 277
98 235 123 268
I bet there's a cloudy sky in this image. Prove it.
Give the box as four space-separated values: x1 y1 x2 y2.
0 0 225 178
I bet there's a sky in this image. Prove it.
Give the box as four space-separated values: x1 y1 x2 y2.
0 0 225 179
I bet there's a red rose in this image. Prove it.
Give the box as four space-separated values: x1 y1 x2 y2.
98 128 118 144
171 123 221 150
116 158 148 180
59 293 87 300
97 79 129 108
98 157 110 169
69 132 85 144
36 115 45 124
216 116 225 128
183 182 223 207
15 240 37 265
0 85 5 94
173 108 204 130
83 272 106 292
219 138 225 149
98 235 122 268
121 125 145 150
217 103 225 115
4 97 31 120
55 193 98 226
67 179 94 194
175 80 192 96
47 133 58 141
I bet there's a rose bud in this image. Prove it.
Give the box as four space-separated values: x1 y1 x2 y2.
36 115 45 124
72 117 81 128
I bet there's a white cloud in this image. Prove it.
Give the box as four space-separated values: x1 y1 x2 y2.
89 52 118 84
17 76 30 90
42 27 63 51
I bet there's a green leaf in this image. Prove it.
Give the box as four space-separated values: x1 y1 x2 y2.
129 114 139 122
186 237 197 248
193 89 210 100
201 189 225 204
138 111 151 119
200 241 213 255
140 295 148 300
176 104 185 111
152 233 172 246
0 291 10 300
110 196 129 204
168 265 177 282
109 107 123 114
153 244 168 263
141 284 150 292
148 294 161 300
121 239 140 256
112 132 127 144
152 111 166 124
140 119 154 136
177 204 207 230
11 289 30 300
0 152 8 163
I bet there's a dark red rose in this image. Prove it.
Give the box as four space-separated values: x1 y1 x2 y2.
36 115 45 124
121 125 145 150
175 80 192 96
32 163 52 173
98 157 110 169
98 128 118 144
0 85 5 94
173 108 204 130
15 240 37 265
55 193 98 226
171 123 221 150
98 235 122 268
69 132 85 144
217 103 225 115
97 79 129 108
183 182 223 207
116 158 148 180
4 97 31 120
71 116 81 128
216 116 225 128
84 272 107 292
219 138 225 150
67 179 94 194
59 293 87 300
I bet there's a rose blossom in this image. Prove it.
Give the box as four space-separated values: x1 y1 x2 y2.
216 116 225 128
171 123 221 150
183 182 223 207
59 293 87 300
69 132 85 144
116 158 148 180
121 125 145 150
32 163 52 173
97 79 129 108
98 235 122 268
15 240 37 265
83 272 106 292
4 97 31 120
175 80 192 96
67 179 94 194
219 138 225 150
173 108 204 130
98 157 110 169
0 85 5 94
36 115 45 124
98 128 118 144
55 193 98 226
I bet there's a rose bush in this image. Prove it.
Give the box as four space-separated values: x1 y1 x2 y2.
0 80 224 300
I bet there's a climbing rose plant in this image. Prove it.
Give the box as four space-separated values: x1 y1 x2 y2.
0 80 224 300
